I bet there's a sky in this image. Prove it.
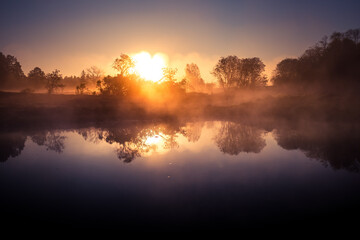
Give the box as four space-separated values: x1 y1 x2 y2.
1 0 359 82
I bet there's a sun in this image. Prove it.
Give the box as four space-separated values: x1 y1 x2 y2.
132 52 167 82
145 135 162 145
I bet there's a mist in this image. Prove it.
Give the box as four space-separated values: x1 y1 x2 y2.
1 26 360 233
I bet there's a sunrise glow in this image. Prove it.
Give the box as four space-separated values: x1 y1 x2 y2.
145 135 162 145
132 52 167 82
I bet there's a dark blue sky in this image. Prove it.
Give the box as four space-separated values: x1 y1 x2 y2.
1 0 359 79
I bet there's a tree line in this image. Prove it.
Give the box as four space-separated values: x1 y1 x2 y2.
0 52 104 94
1 28 359 95
0 51 268 95
0 52 204 95
272 28 360 88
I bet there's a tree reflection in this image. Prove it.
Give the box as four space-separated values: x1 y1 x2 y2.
116 143 141 163
76 128 106 144
214 122 266 155
31 131 66 153
0 133 26 162
0 130 67 162
1 120 359 172
182 122 204 142
77 122 188 163
274 124 360 172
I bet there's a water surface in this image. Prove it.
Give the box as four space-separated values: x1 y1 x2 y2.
1 120 359 231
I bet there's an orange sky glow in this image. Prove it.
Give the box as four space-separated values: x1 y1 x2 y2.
1 1 359 83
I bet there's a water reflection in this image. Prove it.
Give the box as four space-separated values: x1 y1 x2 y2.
275 123 360 172
214 122 266 155
182 121 204 142
76 123 185 162
31 131 66 153
0 132 26 162
0 120 359 172
0 131 68 162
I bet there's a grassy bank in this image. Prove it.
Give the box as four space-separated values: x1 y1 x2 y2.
0 89 359 132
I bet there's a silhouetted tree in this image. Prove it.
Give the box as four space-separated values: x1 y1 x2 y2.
101 76 123 95
27 67 46 88
272 28 360 88
96 79 103 93
345 29 360 45
113 54 135 76
272 58 299 86
212 56 240 89
240 57 267 87
46 69 65 94
86 66 103 79
61 75 82 89
212 56 267 89
95 55 140 96
85 66 104 87
98 75 135 96
80 70 87 83
75 82 87 95
157 67 187 97
0 52 25 89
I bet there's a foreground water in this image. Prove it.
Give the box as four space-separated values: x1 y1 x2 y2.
1 120 359 231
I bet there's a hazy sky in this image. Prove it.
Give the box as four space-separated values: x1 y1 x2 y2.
1 0 359 82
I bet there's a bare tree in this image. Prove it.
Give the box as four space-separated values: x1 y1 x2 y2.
86 66 104 89
162 67 178 82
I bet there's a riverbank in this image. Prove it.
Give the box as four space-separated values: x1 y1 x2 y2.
0 89 359 132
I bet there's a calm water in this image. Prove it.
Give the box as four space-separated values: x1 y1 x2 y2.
1 120 360 231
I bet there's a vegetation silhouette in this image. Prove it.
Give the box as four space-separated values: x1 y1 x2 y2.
0 28 359 170
272 28 360 90
112 54 135 77
212 56 267 89
28 67 46 89
0 52 25 90
0 28 359 98
46 69 65 94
